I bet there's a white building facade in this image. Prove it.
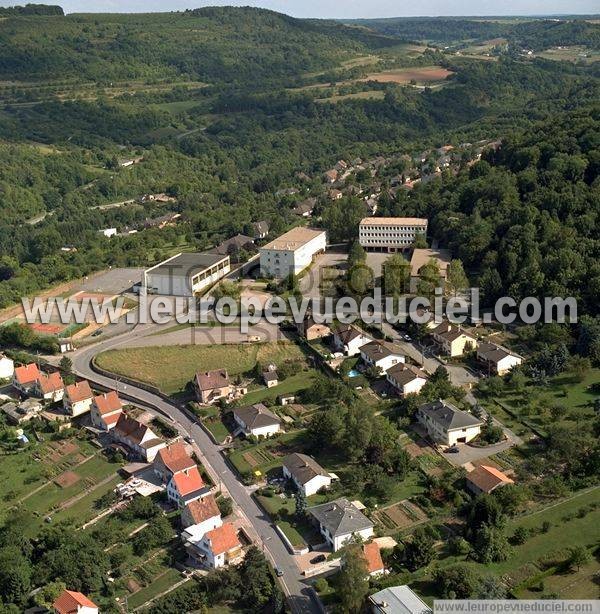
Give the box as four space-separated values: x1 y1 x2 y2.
259 227 326 278
144 253 231 296
359 217 428 252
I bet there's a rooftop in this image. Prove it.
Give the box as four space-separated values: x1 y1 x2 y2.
114 413 158 445
261 226 325 251
156 441 195 474
363 542 385 574
195 369 229 391
360 340 403 362
283 452 329 485
233 403 281 429
205 522 241 555
360 217 428 227
147 252 228 279
172 465 205 497
14 363 40 385
387 362 428 386
53 590 98 614
467 465 514 493
93 391 122 415
65 380 93 403
418 400 483 431
183 494 220 527
308 497 373 538
478 342 523 363
369 585 431 614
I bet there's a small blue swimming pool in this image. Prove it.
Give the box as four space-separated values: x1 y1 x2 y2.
347 369 361 378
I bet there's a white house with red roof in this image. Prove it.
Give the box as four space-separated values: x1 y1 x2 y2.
12 363 41 394
34 371 65 402
153 441 196 483
63 380 94 416
91 391 123 430
167 464 210 507
363 542 386 577
190 522 243 568
112 413 166 461
181 494 223 542
53 589 98 614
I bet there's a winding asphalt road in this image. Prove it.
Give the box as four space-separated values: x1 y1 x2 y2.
70 333 320 614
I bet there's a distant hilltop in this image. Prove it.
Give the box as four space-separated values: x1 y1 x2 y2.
0 4 64 16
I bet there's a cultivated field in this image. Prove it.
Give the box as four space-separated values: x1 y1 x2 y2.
375 499 429 532
359 66 454 84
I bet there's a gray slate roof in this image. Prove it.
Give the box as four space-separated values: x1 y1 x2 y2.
283 453 328 485
233 403 281 429
308 497 373 537
360 340 402 362
418 400 482 430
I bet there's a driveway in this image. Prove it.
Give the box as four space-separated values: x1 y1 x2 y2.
443 439 517 467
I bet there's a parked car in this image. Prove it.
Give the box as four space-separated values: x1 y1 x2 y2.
91 330 103 337
403 334 411 341
310 554 326 564
275 567 284 577
445 445 460 453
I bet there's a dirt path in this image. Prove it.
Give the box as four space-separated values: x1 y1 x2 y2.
132 574 190 612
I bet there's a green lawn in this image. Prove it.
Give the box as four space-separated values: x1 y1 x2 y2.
205 417 230 443
277 520 306 548
241 370 317 405
96 341 309 394
484 368 599 438
126 568 184 609
228 430 306 477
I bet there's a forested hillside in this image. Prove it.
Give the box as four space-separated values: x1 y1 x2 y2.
0 7 394 83
0 7 598 316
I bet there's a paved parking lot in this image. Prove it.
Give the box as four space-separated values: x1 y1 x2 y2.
79 268 144 295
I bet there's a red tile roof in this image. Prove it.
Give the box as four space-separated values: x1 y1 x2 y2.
467 465 514 493
363 542 385 574
205 522 240 555
37 371 64 394
65 380 93 403
14 363 40 385
53 589 98 614
103 412 121 426
184 494 220 525
172 465 204 496
93 391 122 415
156 441 195 475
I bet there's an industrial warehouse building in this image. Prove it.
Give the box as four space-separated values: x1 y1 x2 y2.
358 217 428 252
259 227 326 278
143 253 231 296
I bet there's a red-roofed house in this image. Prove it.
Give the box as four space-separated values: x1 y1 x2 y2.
191 522 243 568
13 363 40 394
181 494 223 542
363 542 386 577
154 441 196 483
34 371 65 402
53 589 98 614
91 391 123 430
112 413 166 461
466 465 514 495
63 380 94 416
167 465 209 507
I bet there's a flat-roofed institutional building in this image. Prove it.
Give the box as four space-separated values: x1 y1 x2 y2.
359 217 428 252
260 227 326 278
143 253 230 296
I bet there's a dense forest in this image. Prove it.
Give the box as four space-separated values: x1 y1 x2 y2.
351 15 600 49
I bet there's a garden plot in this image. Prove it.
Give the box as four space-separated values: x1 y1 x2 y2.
375 499 429 532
